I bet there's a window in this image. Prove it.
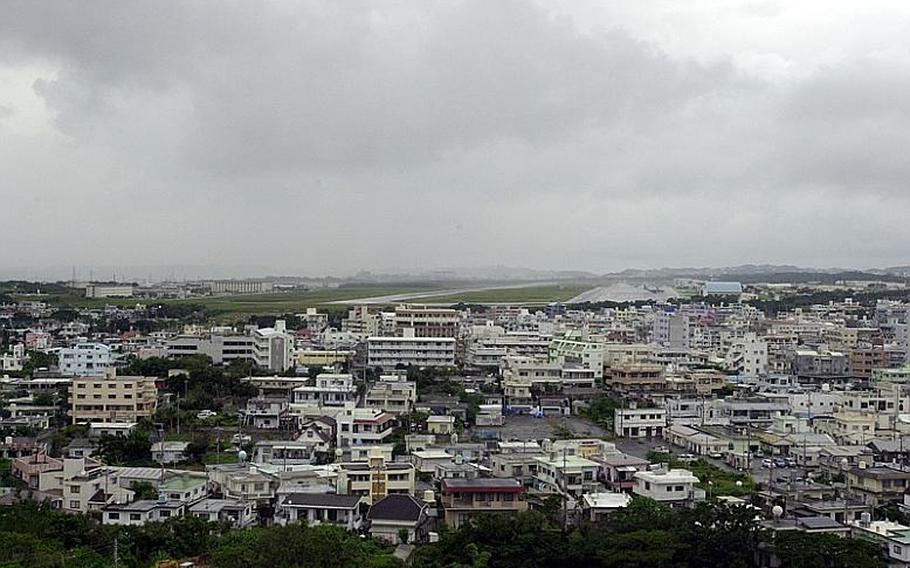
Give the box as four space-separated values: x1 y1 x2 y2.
130 513 141 521
70 486 80 494
160 511 171 518
108 512 120 520
69 500 80 509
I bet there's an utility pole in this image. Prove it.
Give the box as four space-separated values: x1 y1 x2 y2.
113 537 119 568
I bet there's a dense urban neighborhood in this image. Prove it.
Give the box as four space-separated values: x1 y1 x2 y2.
0 274 909 566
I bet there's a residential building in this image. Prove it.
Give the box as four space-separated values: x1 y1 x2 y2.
394 304 460 338
440 478 527 528
151 441 189 465
242 396 290 430
165 333 255 366
275 493 363 529
534 455 601 497
336 408 396 449
189 498 257 527
294 373 357 408
58 343 114 377
365 376 417 415
614 407 667 438
367 494 432 544
367 335 456 368
633 467 702 505
68 372 157 424
336 453 416 504
253 320 296 372
102 500 185 526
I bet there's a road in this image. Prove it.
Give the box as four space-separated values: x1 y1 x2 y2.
329 282 564 305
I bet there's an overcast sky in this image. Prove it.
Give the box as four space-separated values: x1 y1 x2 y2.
3 1 910 278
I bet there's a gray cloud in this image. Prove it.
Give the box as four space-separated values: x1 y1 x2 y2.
1 1 909 276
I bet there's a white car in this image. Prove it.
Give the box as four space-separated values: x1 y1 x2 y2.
196 410 217 419
678 453 698 463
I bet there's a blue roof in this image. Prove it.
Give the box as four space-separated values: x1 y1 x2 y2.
704 281 743 294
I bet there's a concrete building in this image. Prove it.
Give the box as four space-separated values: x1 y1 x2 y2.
367 335 456 368
394 304 460 338
69 372 157 424
633 467 702 504
293 373 357 408
58 343 114 377
166 334 255 365
85 284 134 298
205 280 274 294
614 407 667 438
365 376 417 415
440 478 527 528
275 493 363 529
253 320 296 372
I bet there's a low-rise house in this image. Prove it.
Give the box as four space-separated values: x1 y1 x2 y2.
189 498 257 527
242 396 290 430
159 474 207 504
845 465 910 506
367 494 432 544
336 409 396 449
534 455 601 497
102 499 185 526
598 454 650 492
207 464 278 504
253 438 330 466
426 415 456 436
151 441 190 465
365 377 417 415
411 449 453 475
490 452 541 485
275 492 363 529
12 451 62 488
633 467 702 505
293 373 357 408
582 492 632 522
440 478 527 528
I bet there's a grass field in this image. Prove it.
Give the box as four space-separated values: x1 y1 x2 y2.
413 283 593 305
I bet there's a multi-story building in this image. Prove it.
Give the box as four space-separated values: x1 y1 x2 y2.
440 478 527 528
367 335 456 368
58 343 114 377
253 321 296 372
394 304 460 338
336 408 396 449
274 493 363 529
365 376 417 415
605 364 666 393
336 452 415 504
166 334 255 365
534 455 601 497
84 284 134 298
614 407 667 438
293 374 357 408
205 280 274 294
69 371 157 424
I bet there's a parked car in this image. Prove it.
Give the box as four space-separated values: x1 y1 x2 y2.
761 459 773 468
652 446 669 453
231 433 251 445
197 410 217 419
709 452 724 459
678 453 698 463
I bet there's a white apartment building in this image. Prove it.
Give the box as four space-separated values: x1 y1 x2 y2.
253 320 296 372
336 408 396 449
58 343 114 377
633 467 701 504
548 338 604 379
293 373 358 408
367 335 456 368
69 372 157 424
85 284 134 298
725 333 768 376
614 407 667 438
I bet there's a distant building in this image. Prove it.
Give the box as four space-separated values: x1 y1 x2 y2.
702 281 743 296
205 280 274 294
85 284 134 298
394 304 460 338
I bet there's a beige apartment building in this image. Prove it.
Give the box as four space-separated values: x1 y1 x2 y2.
69 371 158 424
